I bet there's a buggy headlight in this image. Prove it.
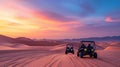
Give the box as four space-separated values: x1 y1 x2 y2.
84 48 87 51
91 49 94 51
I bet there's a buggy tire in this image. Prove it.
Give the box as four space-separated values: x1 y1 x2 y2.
93 52 97 58
72 50 74 54
65 51 68 54
90 54 93 58
79 52 83 58
77 52 79 57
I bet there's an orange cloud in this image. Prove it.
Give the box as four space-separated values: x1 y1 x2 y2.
0 0 73 38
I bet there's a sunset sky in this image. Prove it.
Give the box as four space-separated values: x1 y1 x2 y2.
0 0 120 39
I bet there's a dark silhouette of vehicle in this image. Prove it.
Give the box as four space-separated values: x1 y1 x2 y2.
77 41 97 58
65 43 74 54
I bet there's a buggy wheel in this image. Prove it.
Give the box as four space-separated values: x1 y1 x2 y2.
77 52 79 57
72 51 74 54
90 53 93 58
79 52 83 58
93 52 97 58
65 51 68 54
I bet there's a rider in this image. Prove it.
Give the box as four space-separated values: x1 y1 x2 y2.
81 44 86 48
87 44 93 49
87 44 93 53
79 44 86 51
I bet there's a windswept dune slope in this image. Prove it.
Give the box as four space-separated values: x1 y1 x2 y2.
105 42 120 50
0 43 30 50
105 46 120 50
0 46 14 50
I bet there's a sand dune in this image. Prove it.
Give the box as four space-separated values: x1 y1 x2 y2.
0 43 30 50
105 46 120 50
0 43 120 67
0 46 14 50
26 53 119 67
110 42 120 47
0 43 65 51
0 43 14 47
96 42 110 48
104 42 120 50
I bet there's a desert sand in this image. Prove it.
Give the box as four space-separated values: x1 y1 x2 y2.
0 43 120 67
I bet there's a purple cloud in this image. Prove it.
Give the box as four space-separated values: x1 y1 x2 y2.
80 4 95 16
105 9 120 22
40 10 75 22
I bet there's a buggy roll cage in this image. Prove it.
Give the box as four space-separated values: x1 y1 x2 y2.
79 41 96 50
66 43 73 47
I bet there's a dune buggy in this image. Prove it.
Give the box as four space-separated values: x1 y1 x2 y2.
77 41 97 58
65 43 74 54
